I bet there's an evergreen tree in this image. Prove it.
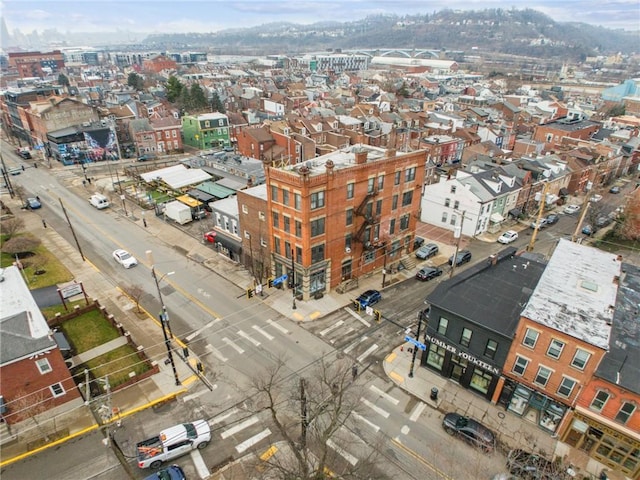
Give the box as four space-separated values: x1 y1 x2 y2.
166 76 184 103
210 92 225 113
189 83 208 110
58 73 70 87
179 87 191 111
127 72 144 91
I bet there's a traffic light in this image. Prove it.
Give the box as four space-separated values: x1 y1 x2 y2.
352 300 361 312
268 278 274 288
374 310 382 322
246 288 254 299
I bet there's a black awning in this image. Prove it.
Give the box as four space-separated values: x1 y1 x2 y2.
188 189 215 203
215 234 243 255
508 207 522 218
559 188 569 196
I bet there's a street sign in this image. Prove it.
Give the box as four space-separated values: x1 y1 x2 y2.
365 306 373 316
60 283 83 299
272 274 288 286
404 335 427 351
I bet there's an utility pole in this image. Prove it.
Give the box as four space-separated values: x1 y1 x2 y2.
59 198 85 261
449 210 466 279
526 182 550 252
291 249 296 309
572 201 591 243
300 378 307 450
408 309 425 378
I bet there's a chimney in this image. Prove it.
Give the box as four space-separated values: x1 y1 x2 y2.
354 148 368 164
387 148 396 158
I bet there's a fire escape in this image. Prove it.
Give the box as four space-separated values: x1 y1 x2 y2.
355 189 380 250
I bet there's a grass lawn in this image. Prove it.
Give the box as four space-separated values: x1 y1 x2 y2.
84 344 152 387
60 309 120 353
148 189 173 204
41 299 92 319
0 233 74 289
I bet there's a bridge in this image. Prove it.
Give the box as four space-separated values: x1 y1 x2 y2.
342 48 464 59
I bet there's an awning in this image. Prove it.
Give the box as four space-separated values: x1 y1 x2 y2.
490 213 505 223
176 194 202 208
215 233 243 255
559 188 569 196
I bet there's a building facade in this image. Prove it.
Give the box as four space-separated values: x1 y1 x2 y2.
182 112 231 150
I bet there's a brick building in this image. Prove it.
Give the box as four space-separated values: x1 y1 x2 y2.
7 50 65 78
141 54 177 74
263 145 426 300
532 115 601 153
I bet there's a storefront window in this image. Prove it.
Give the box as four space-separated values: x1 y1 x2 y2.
508 386 531 415
470 369 492 394
540 403 564 433
427 344 445 371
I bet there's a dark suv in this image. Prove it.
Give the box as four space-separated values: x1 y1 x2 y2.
448 250 472 266
442 412 495 452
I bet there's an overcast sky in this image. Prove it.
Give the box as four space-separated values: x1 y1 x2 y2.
4 0 639 34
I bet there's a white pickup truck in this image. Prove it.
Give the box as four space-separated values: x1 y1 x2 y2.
136 420 211 469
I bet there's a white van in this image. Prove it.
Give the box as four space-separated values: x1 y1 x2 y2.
89 193 110 209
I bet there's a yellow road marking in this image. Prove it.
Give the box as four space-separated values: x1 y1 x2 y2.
309 311 321 320
386 352 397 362
259 445 278 461
389 371 404 384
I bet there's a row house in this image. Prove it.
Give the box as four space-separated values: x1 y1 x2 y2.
419 134 463 167
182 112 231 150
532 112 601 153
149 116 183 155
263 145 427 300
236 184 271 282
142 55 178 74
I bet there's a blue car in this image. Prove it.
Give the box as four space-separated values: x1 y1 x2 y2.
356 289 381 308
25 197 42 209
144 464 185 480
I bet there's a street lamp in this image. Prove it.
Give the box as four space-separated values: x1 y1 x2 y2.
291 249 296 310
146 250 180 386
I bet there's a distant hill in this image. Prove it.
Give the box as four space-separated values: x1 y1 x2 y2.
143 8 636 60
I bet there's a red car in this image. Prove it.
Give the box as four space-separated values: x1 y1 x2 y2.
204 231 217 243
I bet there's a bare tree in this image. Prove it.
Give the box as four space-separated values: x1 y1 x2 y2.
243 355 382 479
1 217 25 239
13 185 26 205
124 284 146 313
8 388 51 442
2 235 41 257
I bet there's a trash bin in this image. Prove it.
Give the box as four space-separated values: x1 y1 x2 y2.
430 387 439 401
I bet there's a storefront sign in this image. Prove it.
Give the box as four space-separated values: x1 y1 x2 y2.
425 334 500 375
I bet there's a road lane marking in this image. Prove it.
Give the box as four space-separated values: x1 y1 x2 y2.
236 428 272 453
360 397 390 418
186 318 220 341
385 352 397 362
252 325 274 341
222 337 244 354
352 412 380 432
206 344 228 362
327 439 358 466
389 371 404 384
401 425 410 435
211 408 239 425
190 449 209 478
357 344 378 363
309 311 321 320
238 330 261 346
320 320 344 336
370 385 400 405
259 445 278 461
183 386 217 402
266 319 289 334
221 416 259 439
409 402 426 422
344 336 368 354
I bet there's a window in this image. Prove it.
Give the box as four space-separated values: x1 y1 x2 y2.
310 218 325 236
441 212 448 223
444 198 451 207
345 235 352 250
392 195 398 210
450 185 457 193
450 214 457 226
557 376 576 398
376 199 382 216
36 358 52 374
285 241 291 258
394 171 401 185
244 230 250 239
282 189 290 206
271 185 278 203
283 216 290 233
346 183 355 199
274 237 281 254
50 383 65 397
260 238 267 247
454 200 460 209
615 402 635 424
547 339 565 359
437 317 448 335
310 191 325 209
405 167 416 182
399 214 410 230
272 211 279 229
590 391 609 411
345 208 353 226
484 340 498 359
259 211 265 221
523 328 539 348
512 356 529 376
534 366 552 387
296 247 302 263
460 328 472 347
377 175 385 191
242 204 248 214
389 218 395 235
571 349 591 370
311 244 325 263
294 193 302 210
367 177 375 193
295 220 302 237
401 191 413 207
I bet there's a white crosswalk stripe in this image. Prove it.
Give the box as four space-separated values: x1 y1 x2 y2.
211 408 240 425
320 320 344 336
369 385 400 405
327 439 358 466
252 325 274 340
351 412 380 432
205 344 228 362
360 397 390 418
357 344 378 362
237 329 261 346
222 337 244 354
235 428 271 453
266 319 289 334
220 416 259 439
409 401 427 422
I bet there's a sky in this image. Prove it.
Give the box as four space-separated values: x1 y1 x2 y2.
3 0 639 35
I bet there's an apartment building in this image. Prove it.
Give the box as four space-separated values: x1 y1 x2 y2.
263 145 426 300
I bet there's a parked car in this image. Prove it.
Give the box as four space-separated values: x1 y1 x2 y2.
113 249 138 268
442 412 496 452
582 224 593 235
497 230 518 244
356 289 381 308
144 465 186 480
595 215 612 228
413 237 425 249
590 194 603 203
415 243 439 260
544 213 559 225
203 231 217 243
17 149 32 159
416 266 443 281
448 250 472 266
609 186 621 194
529 218 548 230
25 197 41 209
563 204 580 214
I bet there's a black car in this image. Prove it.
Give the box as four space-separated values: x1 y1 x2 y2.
442 412 496 452
17 150 32 159
448 250 472 266
413 236 425 249
544 213 559 225
416 266 443 281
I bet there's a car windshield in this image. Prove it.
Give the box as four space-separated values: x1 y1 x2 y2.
120 252 131 260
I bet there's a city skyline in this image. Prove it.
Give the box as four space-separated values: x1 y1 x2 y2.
3 0 639 37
